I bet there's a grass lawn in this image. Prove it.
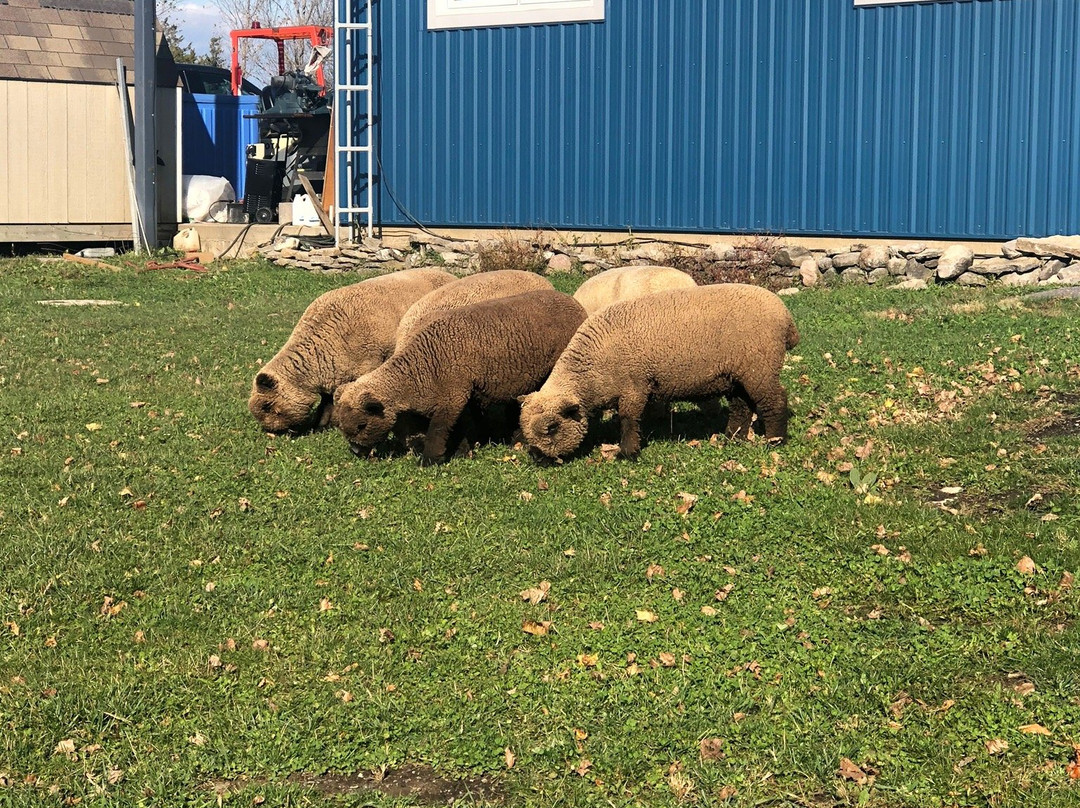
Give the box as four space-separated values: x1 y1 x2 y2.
1 255 1078 807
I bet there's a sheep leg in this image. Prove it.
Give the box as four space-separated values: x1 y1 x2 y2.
617 393 648 458
723 387 754 440
420 398 468 465
742 379 790 443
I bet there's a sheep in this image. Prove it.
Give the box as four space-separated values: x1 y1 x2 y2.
572 265 697 315
519 283 800 459
248 268 455 434
394 269 554 351
334 289 587 465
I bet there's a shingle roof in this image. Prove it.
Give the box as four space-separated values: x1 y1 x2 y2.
0 0 136 84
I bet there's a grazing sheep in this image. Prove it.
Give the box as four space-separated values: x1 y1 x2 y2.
572 265 697 315
248 268 455 434
334 289 587 464
520 283 800 459
395 269 553 350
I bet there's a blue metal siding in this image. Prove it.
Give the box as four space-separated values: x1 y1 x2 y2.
182 93 260 199
359 0 1080 239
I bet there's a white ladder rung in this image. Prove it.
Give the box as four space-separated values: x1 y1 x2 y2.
336 84 371 92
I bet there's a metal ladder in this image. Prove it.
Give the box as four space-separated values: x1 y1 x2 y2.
333 0 374 243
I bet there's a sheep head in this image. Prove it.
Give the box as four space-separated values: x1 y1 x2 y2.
519 392 588 458
334 379 397 454
248 370 330 434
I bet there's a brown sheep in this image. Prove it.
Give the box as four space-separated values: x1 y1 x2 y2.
394 269 554 351
572 265 697 315
334 289 587 465
520 283 800 459
248 268 455 434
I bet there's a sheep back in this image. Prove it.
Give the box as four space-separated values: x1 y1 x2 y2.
572 265 697 315
248 267 455 433
395 269 553 351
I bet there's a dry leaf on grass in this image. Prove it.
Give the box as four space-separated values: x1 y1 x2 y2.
522 620 551 636
636 609 659 623
699 738 724 761
984 738 1009 755
646 563 665 580
504 747 515 769
675 492 698 515
1016 556 1037 575
1018 723 1052 736
520 581 551 604
836 757 869 784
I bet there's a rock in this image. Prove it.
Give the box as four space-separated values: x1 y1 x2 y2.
913 248 943 261
1039 259 1065 280
1014 235 1080 259
999 270 1041 287
887 257 911 276
799 257 821 287
840 268 867 284
858 245 891 269
816 255 834 271
866 267 890 284
1025 287 1080 302
546 253 575 273
955 272 988 287
820 267 839 285
627 243 671 262
777 287 801 297
774 245 812 267
936 245 974 280
895 242 927 256
1001 239 1021 259
832 251 860 269
892 278 928 290
706 240 736 261
905 262 935 281
438 251 470 265
971 258 1021 276
1058 263 1080 283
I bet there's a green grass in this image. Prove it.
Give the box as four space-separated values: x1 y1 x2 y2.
1 257 1078 807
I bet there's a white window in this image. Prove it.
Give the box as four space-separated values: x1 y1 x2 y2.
427 0 605 31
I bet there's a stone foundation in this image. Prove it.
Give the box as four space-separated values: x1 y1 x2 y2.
257 232 1080 291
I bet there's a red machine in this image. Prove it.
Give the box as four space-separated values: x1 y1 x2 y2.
229 24 332 96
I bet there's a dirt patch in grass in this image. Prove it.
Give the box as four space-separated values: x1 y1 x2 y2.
1025 392 1080 441
207 764 505 804
925 485 1065 518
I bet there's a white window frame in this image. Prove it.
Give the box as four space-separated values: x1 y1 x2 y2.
854 1 950 6
427 0 605 31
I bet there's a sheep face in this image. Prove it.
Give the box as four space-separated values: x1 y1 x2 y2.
520 393 589 458
334 383 397 454
248 370 331 434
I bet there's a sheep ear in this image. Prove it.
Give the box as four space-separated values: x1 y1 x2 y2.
517 393 533 405
255 372 277 392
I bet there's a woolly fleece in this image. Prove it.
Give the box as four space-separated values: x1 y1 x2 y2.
520 283 799 459
335 289 587 464
572 265 697 315
394 270 554 351
248 268 455 433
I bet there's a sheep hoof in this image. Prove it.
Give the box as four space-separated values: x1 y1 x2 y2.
419 453 447 467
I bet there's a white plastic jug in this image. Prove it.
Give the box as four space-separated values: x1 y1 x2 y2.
292 194 321 227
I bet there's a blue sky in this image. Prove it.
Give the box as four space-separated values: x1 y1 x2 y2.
174 1 226 54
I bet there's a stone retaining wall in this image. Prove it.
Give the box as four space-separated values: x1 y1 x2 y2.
259 233 1080 291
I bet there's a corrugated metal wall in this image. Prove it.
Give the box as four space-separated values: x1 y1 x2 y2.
182 93 261 199
363 0 1080 240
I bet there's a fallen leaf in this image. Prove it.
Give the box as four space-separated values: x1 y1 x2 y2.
714 584 735 601
251 639 270 652
54 739 76 757
573 758 592 776
836 757 868 784
85 423 103 432
699 738 724 761
675 492 698 515
871 543 890 556
504 747 516 769
520 581 551 604
522 620 551 636
636 609 659 623
577 653 599 668
700 605 718 616
518 491 534 502
319 597 332 612
671 587 684 601
1059 571 1075 591
106 769 124 785
1014 682 1036 697
658 652 676 667
1019 723 1052 736
599 443 620 461
1016 556 1037 575
645 563 665 581
984 738 1009 755
717 785 737 800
